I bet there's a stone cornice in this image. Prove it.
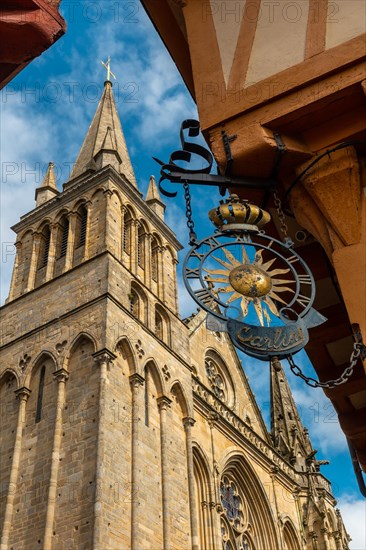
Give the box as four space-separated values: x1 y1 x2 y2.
193 376 333 495
0 287 193 378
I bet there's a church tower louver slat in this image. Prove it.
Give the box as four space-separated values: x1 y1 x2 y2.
0 78 349 550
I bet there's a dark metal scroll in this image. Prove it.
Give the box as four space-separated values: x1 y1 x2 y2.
153 119 213 197
154 119 276 197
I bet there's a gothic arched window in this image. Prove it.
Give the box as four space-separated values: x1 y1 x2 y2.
205 358 227 402
58 216 69 258
123 210 132 255
35 365 46 423
137 224 145 269
144 365 149 427
77 205 88 248
155 310 163 339
151 237 159 282
220 476 246 533
129 290 139 318
39 225 51 269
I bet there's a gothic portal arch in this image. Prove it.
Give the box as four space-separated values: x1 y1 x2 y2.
193 444 215 550
283 518 302 550
219 452 278 550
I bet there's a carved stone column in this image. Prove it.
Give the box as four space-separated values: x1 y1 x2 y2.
207 413 221 550
321 528 330 550
0 387 31 550
144 233 152 287
8 241 22 301
43 369 69 550
132 220 139 274
26 231 41 291
45 223 58 281
92 350 116 550
103 189 114 255
129 373 145 549
183 416 199 550
269 466 284 550
157 246 165 300
172 256 179 313
157 396 172 550
83 201 92 261
64 212 77 271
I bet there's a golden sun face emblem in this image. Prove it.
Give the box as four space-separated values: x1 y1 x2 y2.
204 246 295 327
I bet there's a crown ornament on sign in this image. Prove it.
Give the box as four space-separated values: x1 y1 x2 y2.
208 194 271 232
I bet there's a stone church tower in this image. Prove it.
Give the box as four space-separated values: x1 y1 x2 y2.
0 80 349 550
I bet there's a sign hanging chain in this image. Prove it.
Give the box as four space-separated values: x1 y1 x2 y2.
183 181 197 245
287 337 364 388
273 188 293 246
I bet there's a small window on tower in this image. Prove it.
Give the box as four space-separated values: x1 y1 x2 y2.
151 238 158 282
138 225 145 269
155 311 163 340
58 217 69 258
129 290 139 318
123 211 132 255
39 225 51 269
35 366 46 423
78 206 88 247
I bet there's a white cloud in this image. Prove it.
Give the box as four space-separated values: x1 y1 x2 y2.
0 97 58 303
0 5 197 304
337 495 366 550
291 384 347 454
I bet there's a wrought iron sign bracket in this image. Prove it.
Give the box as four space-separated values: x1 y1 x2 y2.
154 119 276 198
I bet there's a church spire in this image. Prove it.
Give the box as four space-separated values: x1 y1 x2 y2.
146 175 165 220
35 161 59 206
69 78 136 187
270 357 314 471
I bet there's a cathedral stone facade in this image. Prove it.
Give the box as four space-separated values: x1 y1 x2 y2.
0 81 349 550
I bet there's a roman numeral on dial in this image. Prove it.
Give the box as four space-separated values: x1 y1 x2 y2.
194 288 215 308
185 267 200 279
296 293 311 308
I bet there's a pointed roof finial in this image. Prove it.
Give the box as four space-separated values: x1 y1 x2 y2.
35 162 59 206
42 161 57 190
146 175 166 220
101 56 116 83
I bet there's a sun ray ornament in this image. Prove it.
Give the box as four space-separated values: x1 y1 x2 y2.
182 193 329 361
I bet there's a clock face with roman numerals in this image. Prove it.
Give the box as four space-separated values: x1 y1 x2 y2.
183 232 315 328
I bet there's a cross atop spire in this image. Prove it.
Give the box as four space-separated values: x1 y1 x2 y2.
101 56 116 83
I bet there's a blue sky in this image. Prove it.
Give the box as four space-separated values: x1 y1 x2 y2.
0 1 365 546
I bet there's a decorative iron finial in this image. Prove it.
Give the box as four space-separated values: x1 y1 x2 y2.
101 56 116 82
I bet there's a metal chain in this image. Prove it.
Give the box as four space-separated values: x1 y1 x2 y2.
183 181 197 245
287 341 363 388
273 188 293 246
